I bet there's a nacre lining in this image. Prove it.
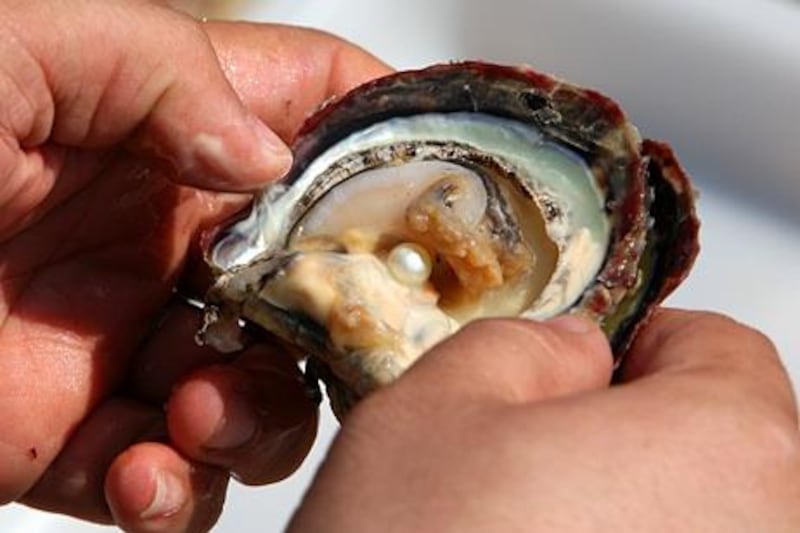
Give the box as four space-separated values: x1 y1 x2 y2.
212 112 611 319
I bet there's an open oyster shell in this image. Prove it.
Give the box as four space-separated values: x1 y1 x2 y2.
199 62 699 418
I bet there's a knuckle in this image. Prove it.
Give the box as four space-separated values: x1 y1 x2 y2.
639 309 786 374
693 314 786 379
649 309 770 354
172 18 213 55
734 408 800 481
148 3 214 56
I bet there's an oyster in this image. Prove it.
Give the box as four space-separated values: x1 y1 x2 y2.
199 62 699 417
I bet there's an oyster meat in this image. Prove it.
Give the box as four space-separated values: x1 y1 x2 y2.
199 62 699 417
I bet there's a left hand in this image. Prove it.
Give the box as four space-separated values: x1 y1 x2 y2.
0 2 390 531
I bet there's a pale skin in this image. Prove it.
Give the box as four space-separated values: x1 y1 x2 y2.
291 310 800 532
2 2 799 533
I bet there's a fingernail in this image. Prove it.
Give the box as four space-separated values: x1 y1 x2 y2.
205 393 258 450
246 115 293 178
184 117 293 191
244 116 294 185
141 470 184 520
545 314 596 334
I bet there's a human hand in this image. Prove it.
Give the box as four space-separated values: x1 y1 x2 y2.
290 309 800 532
0 1 389 531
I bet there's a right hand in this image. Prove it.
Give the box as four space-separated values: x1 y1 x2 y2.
291 309 800 532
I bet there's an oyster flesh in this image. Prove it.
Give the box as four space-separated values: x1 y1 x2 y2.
199 62 699 417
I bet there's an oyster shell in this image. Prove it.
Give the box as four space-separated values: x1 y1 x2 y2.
199 62 699 417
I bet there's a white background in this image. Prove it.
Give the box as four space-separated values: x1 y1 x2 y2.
3 0 800 531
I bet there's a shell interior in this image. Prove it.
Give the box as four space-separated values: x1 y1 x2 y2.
201 63 699 410
209 111 613 391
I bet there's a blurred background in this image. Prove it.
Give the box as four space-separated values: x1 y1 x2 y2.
3 0 799 531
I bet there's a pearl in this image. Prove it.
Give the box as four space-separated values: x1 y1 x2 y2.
387 243 433 286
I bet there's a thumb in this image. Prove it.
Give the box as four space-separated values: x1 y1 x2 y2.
394 316 613 407
136 20 294 192
6 1 291 191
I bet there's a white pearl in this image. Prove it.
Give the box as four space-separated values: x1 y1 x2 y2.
387 243 433 286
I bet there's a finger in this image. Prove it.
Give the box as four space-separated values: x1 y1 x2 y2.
620 308 797 424
203 22 393 140
128 302 232 405
389 316 613 408
19 398 162 523
3 0 290 196
167 345 318 485
105 442 228 533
